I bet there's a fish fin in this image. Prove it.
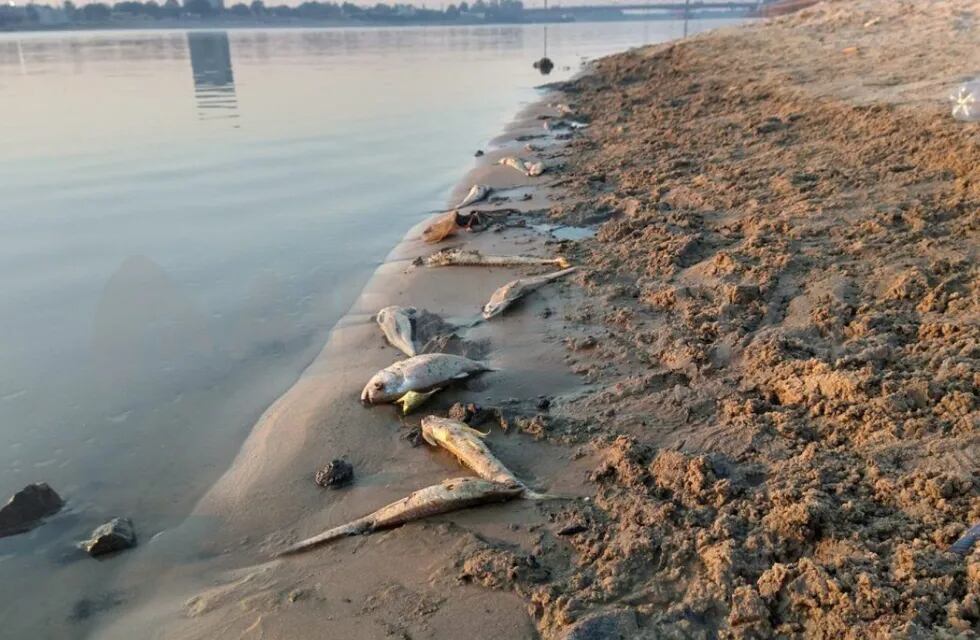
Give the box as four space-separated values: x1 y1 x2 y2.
462 425 490 439
421 429 438 447
452 372 472 380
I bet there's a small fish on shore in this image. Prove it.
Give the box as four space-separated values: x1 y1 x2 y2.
376 305 417 357
497 156 545 178
361 353 491 404
276 477 523 556
456 184 491 209
421 416 555 499
483 267 577 319
423 248 570 269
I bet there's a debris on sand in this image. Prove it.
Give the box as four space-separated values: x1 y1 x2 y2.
497 156 546 177
0 483 64 538
83 517 136 557
421 210 484 244
395 388 442 415
314 459 354 489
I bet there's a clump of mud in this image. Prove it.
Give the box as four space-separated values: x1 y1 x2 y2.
454 2 980 638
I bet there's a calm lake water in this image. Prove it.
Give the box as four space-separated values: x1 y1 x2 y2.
0 20 734 637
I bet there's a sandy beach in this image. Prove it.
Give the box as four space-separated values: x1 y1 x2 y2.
91 2 977 638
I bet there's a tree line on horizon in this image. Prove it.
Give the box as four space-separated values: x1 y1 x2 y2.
3 0 527 27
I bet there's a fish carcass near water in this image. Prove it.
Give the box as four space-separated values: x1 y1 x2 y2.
422 210 483 243
421 416 554 499
483 267 577 319
361 353 491 404
276 477 522 556
423 248 570 269
456 184 491 209
376 305 417 357
497 156 546 177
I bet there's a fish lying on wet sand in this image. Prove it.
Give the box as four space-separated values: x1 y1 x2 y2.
423 248 570 269
376 305 417 357
456 184 491 209
421 416 556 499
497 156 545 177
483 267 577 319
361 353 491 404
276 477 523 556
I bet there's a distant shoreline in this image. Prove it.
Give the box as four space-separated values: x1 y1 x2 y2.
1 13 738 34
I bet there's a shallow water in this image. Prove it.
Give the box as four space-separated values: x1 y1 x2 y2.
0 20 736 637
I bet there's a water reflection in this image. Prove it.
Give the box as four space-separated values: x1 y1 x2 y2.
187 31 238 121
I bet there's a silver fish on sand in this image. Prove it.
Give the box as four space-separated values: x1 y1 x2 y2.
483 267 577 319
276 477 523 556
361 353 491 404
421 416 554 499
497 156 544 177
376 305 417 357
423 248 570 269
456 184 491 209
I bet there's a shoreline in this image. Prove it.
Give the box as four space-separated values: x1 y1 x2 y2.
92 1 978 637
94 94 598 640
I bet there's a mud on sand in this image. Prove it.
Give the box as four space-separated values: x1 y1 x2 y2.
470 1 977 638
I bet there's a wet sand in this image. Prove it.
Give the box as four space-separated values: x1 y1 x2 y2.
93 102 596 639
94 2 978 638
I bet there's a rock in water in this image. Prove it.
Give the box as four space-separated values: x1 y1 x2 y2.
84 518 136 557
314 459 354 489
0 483 64 538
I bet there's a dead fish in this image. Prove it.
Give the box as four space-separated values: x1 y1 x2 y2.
483 267 577 319
422 210 483 244
421 416 555 499
950 523 980 556
424 248 570 269
395 388 442 415
497 156 542 178
276 477 523 556
545 119 588 131
457 184 491 209
376 306 417 357
361 353 491 404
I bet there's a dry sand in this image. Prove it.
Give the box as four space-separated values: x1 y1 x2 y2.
94 2 977 638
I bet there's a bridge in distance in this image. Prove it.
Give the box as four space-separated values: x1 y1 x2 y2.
524 0 765 19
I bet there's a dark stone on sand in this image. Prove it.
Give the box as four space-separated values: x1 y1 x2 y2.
560 608 638 640
314 459 354 489
536 397 552 411
557 522 587 536
83 517 136 557
474 149 484 157
0 482 64 538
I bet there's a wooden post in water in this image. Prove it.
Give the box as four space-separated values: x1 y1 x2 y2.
683 0 691 37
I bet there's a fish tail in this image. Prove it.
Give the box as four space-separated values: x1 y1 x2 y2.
949 524 980 555
556 257 571 269
275 518 372 557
